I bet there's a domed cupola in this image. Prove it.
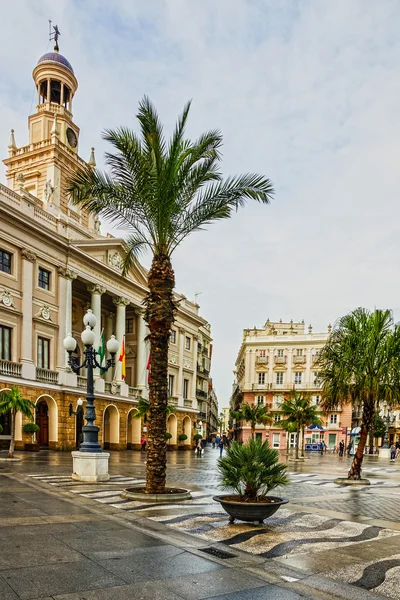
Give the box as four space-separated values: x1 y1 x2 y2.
37 51 74 74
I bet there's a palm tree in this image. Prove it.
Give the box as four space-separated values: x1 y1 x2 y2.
0 387 35 458
69 97 274 493
280 392 321 460
132 397 174 424
231 402 273 439
318 308 400 480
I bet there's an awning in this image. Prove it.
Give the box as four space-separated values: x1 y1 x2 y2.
307 424 325 431
350 427 361 435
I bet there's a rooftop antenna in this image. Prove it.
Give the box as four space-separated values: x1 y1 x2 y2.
48 20 60 52
194 292 202 304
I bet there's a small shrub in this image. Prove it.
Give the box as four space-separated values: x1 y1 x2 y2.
217 438 289 501
178 433 188 442
23 423 40 435
165 432 173 440
194 433 202 442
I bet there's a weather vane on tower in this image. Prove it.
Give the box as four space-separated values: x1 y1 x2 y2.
48 20 60 52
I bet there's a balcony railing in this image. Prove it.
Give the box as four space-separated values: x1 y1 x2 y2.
77 376 87 389
198 411 207 419
169 396 179 406
184 399 193 409
274 356 287 365
256 356 268 365
128 387 142 398
252 383 267 391
196 389 208 399
36 368 58 385
0 360 22 378
293 355 306 364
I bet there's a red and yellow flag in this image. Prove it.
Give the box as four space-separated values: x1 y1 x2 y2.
119 336 126 380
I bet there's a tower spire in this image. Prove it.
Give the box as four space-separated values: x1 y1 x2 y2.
49 21 61 53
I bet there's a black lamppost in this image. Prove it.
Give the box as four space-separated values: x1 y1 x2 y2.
382 407 396 449
63 309 119 453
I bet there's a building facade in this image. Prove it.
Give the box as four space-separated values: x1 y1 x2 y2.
231 319 352 450
0 42 213 451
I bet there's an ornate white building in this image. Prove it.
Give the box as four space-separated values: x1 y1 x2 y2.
0 40 213 451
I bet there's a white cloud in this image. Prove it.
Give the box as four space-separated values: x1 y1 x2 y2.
1 1 400 406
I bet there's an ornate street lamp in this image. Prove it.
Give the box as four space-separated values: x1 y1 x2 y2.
63 309 119 453
382 407 396 449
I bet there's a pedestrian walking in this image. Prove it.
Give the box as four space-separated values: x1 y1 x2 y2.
347 442 352 456
390 443 396 462
196 440 202 457
216 435 220 448
141 437 146 452
340 441 345 456
218 438 224 457
212 436 216 449
320 441 325 455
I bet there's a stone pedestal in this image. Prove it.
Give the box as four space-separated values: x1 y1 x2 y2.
379 447 391 459
71 451 110 482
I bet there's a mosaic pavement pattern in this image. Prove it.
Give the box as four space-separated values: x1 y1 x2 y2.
29 472 400 598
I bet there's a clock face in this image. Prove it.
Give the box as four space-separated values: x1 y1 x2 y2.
66 127 78 148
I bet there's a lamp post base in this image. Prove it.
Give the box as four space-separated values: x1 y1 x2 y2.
71 451 110 482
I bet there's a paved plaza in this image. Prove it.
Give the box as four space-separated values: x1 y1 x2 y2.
2 449 400 599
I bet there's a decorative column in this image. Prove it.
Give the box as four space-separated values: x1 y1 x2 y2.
192 334 199 401
57 267 77 385
104 312 114 383
136 311 148 396
177 328 185 401
113 297 129 395
87 284 106 391
20 249 36 380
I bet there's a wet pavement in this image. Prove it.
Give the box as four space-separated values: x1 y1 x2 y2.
2 448 400 598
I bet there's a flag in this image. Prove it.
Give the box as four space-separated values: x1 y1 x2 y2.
146 354 151 384
98 329 105 369
119 336 126 380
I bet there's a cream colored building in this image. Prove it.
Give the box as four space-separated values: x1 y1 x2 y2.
231 320 352 450
0 43 212 451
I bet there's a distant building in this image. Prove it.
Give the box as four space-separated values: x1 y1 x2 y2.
231 320 352 450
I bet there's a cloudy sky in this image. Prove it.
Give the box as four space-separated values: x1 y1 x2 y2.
1 1 400 407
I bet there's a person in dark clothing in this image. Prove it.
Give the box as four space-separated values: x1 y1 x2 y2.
347 442 352 456
219 439 224 457
338 441 344 457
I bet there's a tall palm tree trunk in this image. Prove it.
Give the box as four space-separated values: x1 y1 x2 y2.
295 424 300 460
8 408 15 459
348 398 373 480
145 253 176 493
368 419 375 454
300 426 305 457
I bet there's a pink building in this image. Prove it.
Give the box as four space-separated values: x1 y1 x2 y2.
230 320 352 451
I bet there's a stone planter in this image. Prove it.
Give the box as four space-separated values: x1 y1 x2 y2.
25 443 40 452
213 495 289 524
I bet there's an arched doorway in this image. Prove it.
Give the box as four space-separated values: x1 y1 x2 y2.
36 401 49 447
182 416 192 446
167 414 177 445
103 405 119 450
127 409 141 450
75 405 84 449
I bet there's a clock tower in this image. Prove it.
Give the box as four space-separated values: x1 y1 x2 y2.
3 39 96 235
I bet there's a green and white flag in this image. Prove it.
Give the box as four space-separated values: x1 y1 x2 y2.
98 328 105 369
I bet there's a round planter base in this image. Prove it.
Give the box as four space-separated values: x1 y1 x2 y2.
0 457 22 462
213 495 289 523
334 477 370 486
121 486 192 503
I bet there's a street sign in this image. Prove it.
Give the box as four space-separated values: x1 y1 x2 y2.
341 427 347 434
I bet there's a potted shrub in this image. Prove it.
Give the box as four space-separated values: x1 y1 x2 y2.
213 438 289 524
165 432 173 450
23 422 40 452
178 433 188 450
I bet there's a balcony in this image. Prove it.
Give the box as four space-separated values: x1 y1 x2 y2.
184 399 193 409
274 356 287 365
198 411 207 419
252 383 267 391
77 376 87 389
169 396 179 406
0 360 22 378
293 355 306 365
197 365 210 377
128 387 142 399
255 356 268 365
36 368 59 385
196 389 208 399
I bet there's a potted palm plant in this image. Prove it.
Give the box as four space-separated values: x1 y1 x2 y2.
23 423 40 452
178 433 188 450
213 438 289 523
